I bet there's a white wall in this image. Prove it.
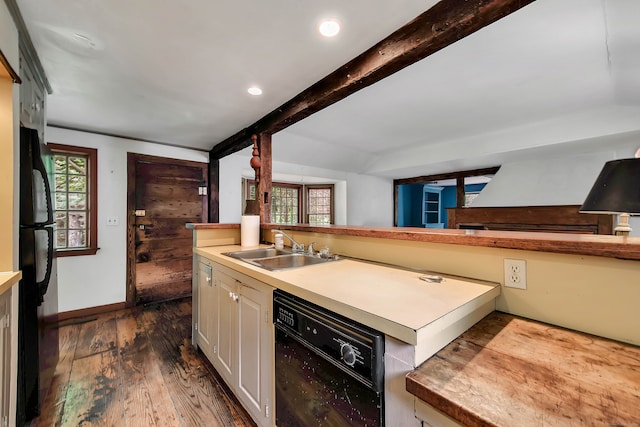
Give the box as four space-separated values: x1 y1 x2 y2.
218 151 246 222
46 127 208 312
220 150 358 225
474 152 610 207
346 173 394 226
473 132 640 235
0 2 19 71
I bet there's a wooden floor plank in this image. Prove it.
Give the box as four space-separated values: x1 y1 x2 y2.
116 308 181 426
33 323 81 426
74 312 118 360
31 298 254 427
142 301 254 427
60 349 123 427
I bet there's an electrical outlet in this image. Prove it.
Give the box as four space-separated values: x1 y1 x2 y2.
106 216 119 226
504 259 526 289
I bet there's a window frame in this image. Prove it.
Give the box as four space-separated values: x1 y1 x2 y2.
48 143 99 257
269 182 302 225
305 184 334 225
245 180 334 225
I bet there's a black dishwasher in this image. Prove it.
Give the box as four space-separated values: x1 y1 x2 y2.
273 290 385 426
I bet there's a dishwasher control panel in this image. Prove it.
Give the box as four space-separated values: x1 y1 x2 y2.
274 290 384 389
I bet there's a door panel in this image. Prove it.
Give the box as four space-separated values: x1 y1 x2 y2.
127 154 207 305
196 261 214 356
216 272 236 387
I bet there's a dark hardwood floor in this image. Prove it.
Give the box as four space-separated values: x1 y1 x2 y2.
31 298 256 427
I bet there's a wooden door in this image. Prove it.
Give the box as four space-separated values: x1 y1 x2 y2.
127 154 207 306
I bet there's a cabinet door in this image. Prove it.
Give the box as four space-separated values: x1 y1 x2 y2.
19 56 34 126
236 282 273 425
195 261 214 357
18 55 46 138
215 271 237 387
31 81 46 141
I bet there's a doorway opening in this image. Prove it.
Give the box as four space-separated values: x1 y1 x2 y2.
394 167 499 228
127 154 208 306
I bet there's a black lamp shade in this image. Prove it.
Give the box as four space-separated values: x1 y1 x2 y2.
580 158 640 214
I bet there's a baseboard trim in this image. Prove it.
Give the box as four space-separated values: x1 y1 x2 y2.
54 302 127 323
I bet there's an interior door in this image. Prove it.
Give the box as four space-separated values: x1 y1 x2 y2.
127 154 207 305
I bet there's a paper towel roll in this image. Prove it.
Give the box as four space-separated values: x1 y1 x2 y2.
241 215 260 247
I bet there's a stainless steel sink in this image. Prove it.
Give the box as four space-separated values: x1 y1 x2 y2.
250 254 331 271
222 248 339 271
223 248 292 260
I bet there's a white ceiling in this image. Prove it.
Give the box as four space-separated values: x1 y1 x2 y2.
16 0 435 147
16 0 640 179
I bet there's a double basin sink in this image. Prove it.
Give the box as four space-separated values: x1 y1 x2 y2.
222 248 339 271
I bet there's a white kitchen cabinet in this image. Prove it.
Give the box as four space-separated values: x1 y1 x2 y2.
193 257 215 360
214 268 235 387
18 53 46 141
195 261 274 427
236 279 272 425
414 396 462 427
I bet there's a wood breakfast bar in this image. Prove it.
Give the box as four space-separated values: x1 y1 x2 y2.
406 311 640 426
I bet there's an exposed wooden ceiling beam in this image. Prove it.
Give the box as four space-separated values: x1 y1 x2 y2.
209 0 536 160
394 166 501 186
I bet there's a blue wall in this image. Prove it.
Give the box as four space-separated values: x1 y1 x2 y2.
397 183 424 227
398 183 486 227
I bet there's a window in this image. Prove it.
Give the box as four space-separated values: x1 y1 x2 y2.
307 186 333 225
245 180 334 225
48 143 98 256
271 184 301 224
465 192 480 206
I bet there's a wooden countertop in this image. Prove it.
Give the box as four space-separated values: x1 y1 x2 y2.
0 271 21 295
406 311 640 426
194 245 499 349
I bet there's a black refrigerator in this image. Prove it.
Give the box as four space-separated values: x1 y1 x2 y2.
18 127 59 425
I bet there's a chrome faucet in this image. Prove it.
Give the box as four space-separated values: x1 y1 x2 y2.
307 242 317 256
272 230 304 253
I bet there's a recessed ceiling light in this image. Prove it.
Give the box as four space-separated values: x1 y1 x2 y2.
247 87 263 96
319 19 340 37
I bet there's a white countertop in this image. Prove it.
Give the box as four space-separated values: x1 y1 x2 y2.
195 245 500 346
